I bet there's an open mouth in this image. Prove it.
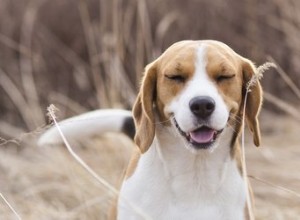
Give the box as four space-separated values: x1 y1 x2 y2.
173 119 223 149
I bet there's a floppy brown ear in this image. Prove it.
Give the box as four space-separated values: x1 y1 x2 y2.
132 62 157 153
242 59 263 147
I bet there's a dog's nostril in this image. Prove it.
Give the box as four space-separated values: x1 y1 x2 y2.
206 102 215 111
189 96 215 118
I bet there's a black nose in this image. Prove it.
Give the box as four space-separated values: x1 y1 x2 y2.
189 96 215 118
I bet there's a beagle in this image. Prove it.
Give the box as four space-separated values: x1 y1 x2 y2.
39 40 262 220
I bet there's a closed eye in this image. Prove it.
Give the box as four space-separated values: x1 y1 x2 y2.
165 74 186 83
217 74 235 82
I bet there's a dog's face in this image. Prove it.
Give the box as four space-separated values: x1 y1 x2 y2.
133 40 262 153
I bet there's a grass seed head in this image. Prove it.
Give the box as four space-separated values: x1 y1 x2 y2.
247 62 277 91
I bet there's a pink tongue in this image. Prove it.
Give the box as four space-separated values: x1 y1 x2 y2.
189 129 215 144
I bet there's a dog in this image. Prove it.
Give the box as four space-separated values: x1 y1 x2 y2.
39 40 262 220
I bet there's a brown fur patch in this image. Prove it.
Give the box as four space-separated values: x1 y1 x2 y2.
156 41 197 122
205 43 243 119
125 147 141 179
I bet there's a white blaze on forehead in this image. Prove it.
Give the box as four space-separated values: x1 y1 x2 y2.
166 43 229 132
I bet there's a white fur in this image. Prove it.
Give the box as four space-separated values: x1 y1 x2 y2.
118 44 246 219
119 126 245 220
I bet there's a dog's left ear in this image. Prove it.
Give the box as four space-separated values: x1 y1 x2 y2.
242 59 263 147
132 61 157 153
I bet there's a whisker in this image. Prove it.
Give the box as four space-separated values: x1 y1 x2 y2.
153 117 172 125
228 114 242 124
226 124 237 133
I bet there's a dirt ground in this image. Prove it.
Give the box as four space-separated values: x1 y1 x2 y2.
0 110 299 220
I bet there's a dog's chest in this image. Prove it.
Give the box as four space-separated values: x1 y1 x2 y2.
118 144 246 220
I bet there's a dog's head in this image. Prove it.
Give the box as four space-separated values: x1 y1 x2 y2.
133 40 262 153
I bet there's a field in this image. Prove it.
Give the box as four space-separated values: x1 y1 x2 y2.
0 110 300 219
0 0 300 219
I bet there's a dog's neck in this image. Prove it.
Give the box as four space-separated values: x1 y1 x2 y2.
119 124 246 219
151 124 240 193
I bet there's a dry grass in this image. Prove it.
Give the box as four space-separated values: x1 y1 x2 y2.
0 134 133 219
0 112 300 219
1 0 300 219
247 111 300 220
1 0 300 132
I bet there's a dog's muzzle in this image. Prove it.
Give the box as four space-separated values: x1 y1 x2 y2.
171 96 225 149
173 118 223 150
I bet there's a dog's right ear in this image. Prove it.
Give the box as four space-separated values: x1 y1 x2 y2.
242 59 263 147
133 61 157 153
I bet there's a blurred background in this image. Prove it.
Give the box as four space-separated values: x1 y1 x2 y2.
0 0 299 219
